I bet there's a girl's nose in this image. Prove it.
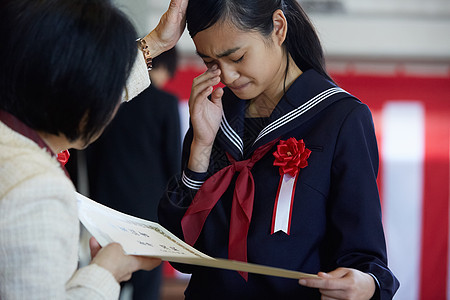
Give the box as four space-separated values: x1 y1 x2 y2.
219 64 239 86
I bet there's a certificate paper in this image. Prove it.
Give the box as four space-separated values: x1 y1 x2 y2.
76 192 317 279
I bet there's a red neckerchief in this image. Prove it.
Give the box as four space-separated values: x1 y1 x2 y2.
181 138 279 281
0 110 70 178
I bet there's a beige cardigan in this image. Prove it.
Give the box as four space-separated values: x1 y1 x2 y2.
0 55 149 299
123 52 150 102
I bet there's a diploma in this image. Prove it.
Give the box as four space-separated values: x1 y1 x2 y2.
76 192 317 280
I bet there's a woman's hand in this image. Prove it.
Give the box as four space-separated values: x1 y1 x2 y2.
299 267 376 300
144 0 189 57
187 65 224 172
89 237 161 283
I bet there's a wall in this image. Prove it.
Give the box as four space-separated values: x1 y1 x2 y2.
115 0 450 61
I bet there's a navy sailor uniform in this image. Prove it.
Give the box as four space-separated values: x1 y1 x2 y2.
158 69 400 299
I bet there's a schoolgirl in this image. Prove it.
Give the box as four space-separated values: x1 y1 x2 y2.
158 0 399 298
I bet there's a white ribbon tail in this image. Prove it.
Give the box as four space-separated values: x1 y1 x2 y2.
271 173 297 234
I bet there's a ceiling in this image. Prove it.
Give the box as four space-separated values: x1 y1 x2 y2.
115 0 450 62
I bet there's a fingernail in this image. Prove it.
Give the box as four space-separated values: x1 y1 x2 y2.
299 279 306 285
210 64 218 71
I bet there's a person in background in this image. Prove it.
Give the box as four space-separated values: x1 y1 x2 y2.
150 47 180 89
87 47 181 300
0 0 188 298
158 0 399 299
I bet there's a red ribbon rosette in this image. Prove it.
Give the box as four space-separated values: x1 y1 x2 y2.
273 137 311 176
271 138 311 235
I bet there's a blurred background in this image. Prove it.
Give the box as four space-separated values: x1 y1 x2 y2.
79 0 450 299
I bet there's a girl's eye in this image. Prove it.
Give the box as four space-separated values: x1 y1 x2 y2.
232 55 244 63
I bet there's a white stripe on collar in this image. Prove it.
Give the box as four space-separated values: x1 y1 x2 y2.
219 87 348 154
254 87 346 144
219 113 244 155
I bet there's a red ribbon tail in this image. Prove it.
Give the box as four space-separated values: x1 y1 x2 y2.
181 213 207 246
181 166 235 246
228 170 255 281
238 271 249 281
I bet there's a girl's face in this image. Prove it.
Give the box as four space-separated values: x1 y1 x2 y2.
192 20 287 101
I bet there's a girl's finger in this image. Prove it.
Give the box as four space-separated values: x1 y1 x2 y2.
192 65 220 86
210 87 223 105
189 76 220 107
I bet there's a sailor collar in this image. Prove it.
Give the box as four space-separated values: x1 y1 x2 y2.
216 69 355 160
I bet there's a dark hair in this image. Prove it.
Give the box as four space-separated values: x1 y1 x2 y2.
152 47 179 79
0 0 138 143
186 0 332 82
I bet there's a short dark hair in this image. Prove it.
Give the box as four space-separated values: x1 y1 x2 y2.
0 0 138 143
152 47 179 79
186 0 332 82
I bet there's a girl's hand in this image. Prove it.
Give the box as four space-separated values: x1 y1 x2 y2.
299 267 376 300
187 65 223 172
189 65 223 147
89 237 161 283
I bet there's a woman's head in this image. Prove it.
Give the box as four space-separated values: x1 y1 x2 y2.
186 0 331 86
0 0 138 145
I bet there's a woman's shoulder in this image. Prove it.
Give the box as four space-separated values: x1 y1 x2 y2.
0 121 73 200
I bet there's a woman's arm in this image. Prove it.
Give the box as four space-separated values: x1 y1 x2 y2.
142 0 189 58
123 0 189 102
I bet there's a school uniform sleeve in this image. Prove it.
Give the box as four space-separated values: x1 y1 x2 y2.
158 127 213 274
327 103 400 299
159 127 206 227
